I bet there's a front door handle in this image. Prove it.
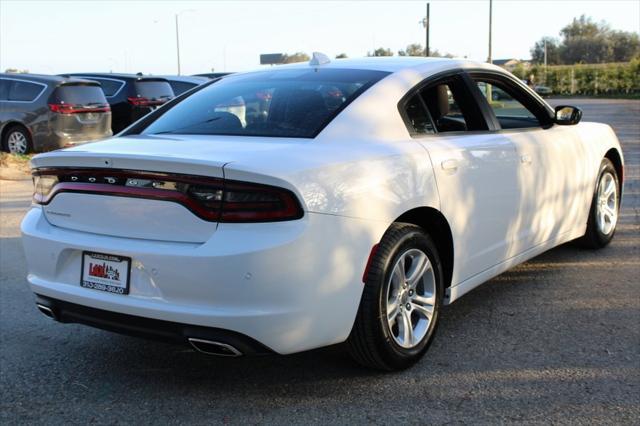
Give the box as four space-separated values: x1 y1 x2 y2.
441 159 459 173
520 154 532 165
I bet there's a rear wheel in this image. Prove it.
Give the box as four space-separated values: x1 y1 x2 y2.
579 158 620 248
3 125 32 154
347 223 443 371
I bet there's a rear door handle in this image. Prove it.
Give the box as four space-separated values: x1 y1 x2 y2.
441 159 459 173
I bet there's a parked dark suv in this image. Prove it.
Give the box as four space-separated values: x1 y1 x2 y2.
61 73 174 133
0 73 112 154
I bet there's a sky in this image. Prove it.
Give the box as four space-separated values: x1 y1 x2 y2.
1 0 639 75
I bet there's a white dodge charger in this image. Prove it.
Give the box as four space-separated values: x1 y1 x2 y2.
22 56 624 370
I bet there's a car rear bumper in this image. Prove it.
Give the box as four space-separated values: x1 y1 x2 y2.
21 206 381 354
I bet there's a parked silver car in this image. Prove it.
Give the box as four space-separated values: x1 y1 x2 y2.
0 74 112 153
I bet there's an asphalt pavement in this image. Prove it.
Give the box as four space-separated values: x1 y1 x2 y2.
0 98 638 425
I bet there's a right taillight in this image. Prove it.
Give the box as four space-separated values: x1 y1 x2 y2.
31 169 303 223
219 180 303 222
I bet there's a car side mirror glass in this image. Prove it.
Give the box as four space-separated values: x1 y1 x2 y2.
555 105 582 125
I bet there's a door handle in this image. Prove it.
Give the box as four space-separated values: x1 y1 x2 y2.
520 154 532 164
441 159 459 173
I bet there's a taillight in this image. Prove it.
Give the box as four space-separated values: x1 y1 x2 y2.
49 103 110 114
32 169 303 222
127 97 167 107
33 174 59 203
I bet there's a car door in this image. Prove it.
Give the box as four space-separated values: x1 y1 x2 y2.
468 72 589 254
401 73 522 286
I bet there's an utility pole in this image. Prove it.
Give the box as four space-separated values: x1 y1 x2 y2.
175 14 181 75
425 3 430 57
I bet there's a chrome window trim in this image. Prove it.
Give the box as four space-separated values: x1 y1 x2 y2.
72 76 126 98
0 77 48 103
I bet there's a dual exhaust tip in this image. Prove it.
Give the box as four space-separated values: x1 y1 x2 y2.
36 303 243 357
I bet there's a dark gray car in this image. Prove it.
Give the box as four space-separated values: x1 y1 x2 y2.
0 73 112 154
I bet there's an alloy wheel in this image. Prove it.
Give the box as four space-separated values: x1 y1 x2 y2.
596 171 617 235
7 131 28 154
385 248 436 349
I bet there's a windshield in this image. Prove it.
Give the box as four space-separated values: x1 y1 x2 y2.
139 68 389 138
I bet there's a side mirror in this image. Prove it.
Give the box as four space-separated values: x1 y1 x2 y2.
555 105 582 125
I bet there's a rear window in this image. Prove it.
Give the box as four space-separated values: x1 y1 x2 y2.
53 84 108 105
135 80 174 99
139 68 389 138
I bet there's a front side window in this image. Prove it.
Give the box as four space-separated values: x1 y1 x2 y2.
0 79 10 100
474 79 541 129
139 68 389 138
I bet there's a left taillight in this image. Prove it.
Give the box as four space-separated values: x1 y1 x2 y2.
127 97 167 107
32 174 58 203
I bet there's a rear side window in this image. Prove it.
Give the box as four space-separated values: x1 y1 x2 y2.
134 81 174 99
91 78 124 97
139 68 389 138
169 81 198 96
404 95 434 134
52 84 108 105
8 80 45 102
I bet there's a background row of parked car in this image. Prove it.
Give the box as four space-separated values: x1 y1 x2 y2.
0 72 231 154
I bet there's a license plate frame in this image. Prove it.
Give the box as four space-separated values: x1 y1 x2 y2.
80 251 131 295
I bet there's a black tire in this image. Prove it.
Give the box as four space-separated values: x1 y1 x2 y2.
578 158 620 249
2 125 32 154
347 223 444 371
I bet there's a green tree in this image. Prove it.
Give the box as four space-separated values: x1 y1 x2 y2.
610 30 640 62
282 52 310 64
398 43 425 56
367 47 393 57
530 37 561 65
530 15 640 65
335 53 348 59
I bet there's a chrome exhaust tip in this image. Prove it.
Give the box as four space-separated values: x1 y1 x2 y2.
188 338 243 357
36 304 57 321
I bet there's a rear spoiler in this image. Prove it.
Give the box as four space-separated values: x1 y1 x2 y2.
136 77 170 83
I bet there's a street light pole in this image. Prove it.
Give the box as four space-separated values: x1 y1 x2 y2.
175 13 181 75
487 0 492 64
486 0 493 100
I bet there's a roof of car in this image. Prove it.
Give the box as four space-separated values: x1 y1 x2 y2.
158 75 209 84
0 73 102 86
253 56 500 74
62 73 170 82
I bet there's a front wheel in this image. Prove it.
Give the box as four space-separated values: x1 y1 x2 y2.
579 158 620 248
347 223 443 371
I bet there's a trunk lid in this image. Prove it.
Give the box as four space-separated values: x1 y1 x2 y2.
31 134 306 243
